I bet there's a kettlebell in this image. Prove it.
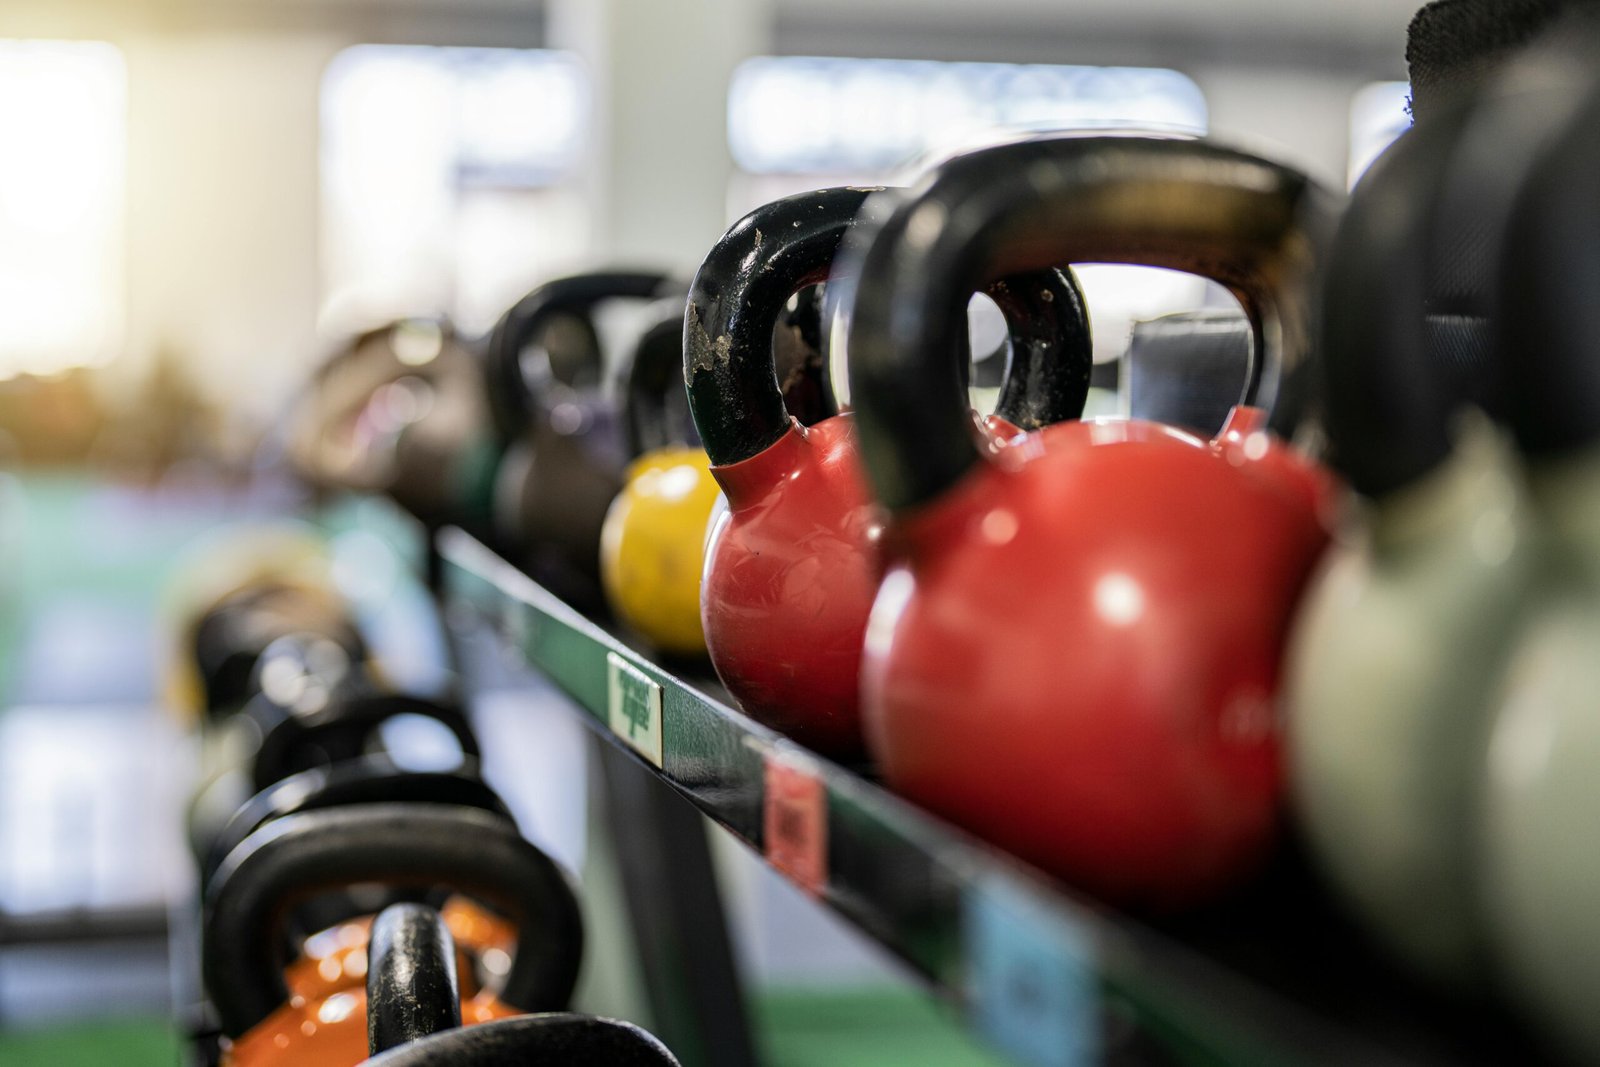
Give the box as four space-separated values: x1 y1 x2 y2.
1126 309 1252 436
363 912 680 1065
485 272 676 613
186 629 481 864
1476 71 1600 1063
1288 13 1600 988
166 525 365 726
289 319 501 532
839 135 1337 910
601 283 872 657
205 803 583 1061
200 754 511 892
367 902 467 1055
221 895 523 1066
688 186 1094 759
365 1014 682 1066
1285 110 1534 987
601 302 722 657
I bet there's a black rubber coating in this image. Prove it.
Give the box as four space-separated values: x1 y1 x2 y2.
840 135 1337 514
1322 111 1474 498
1424 10 1600 417
685 187 880 467
200 755 512 891
368 903 463 1055
1501 78 1600 453
1406 0 1570 120
191 588 367 722
485 271 675 440
364 1014 681 1066
624 300 700 457
203 803 584 1037
246 691 480 794
987 268 1094 432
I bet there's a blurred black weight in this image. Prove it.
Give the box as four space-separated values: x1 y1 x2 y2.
1126 309 1252 437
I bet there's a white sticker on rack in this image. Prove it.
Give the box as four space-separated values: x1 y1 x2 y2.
606 651 664 768
964 874 1100 1067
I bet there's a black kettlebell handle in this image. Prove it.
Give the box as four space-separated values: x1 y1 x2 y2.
368 903 462 1056
485 271 676 441
686 187 880 467
1503 79 1600 454
201 755 512 890
842 135 1338 514
203 803 584 1038
986 269 1092 432
1322 112 1474 498
247 692 481 794
191 588 369 723
364 1014 682 1066
624 299 700 458
687 188 1097 467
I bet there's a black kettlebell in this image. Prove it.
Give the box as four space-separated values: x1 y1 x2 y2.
186 629 482 862
364 1015 682 1066
1126 309 1253 436
189 582 368 724
200 754 511 892
368 902 464 1056
203 802 584 1039
618 282 839 462
288 318 500 531
484 271 677 612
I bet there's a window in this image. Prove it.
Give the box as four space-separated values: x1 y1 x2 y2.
1349 81 1411 188
728 57 1207 178
320 46 589 336
729 57 1216 381
0 41 126 381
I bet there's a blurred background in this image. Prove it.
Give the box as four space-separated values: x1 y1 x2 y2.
0 1 1411 1063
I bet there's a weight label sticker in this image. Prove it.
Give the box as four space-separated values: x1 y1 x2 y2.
964 875 1099 1067
606 652 663 767
763 752 827 896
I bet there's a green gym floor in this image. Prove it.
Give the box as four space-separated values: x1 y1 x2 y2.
0 990 1008 1066
0 473 1007 1067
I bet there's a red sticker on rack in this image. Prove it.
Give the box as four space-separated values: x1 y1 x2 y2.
763 752 827 896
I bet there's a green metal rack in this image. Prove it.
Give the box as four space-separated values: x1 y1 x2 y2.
439 528 1413 1067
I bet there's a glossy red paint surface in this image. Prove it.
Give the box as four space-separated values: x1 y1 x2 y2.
703 415 880 758
862 407 1332 910
705 412 1027 759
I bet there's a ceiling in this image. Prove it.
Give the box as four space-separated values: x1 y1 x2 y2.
2 0 1416 76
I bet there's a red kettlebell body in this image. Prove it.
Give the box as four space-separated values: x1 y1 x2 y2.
840 135 1339 907
865 408 1329 906
703 415 878 752
688 189 1096 759
704 409 1048 753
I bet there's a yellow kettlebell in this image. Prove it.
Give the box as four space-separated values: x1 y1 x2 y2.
601 304 722 656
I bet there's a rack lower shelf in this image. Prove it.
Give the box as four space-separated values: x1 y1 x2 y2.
440 528 1431 1067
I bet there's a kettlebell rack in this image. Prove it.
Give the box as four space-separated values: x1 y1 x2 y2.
324 483 1548 1067
419 518 1529 1067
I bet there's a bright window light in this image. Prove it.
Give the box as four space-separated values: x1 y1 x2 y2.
320 46 588 336
0 40 126 382
1349 81 1411 189
739 58 1216 381
728 57 1206 175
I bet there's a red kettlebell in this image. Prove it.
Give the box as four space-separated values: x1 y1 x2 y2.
687 187 1093 759
840 135 1339 909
